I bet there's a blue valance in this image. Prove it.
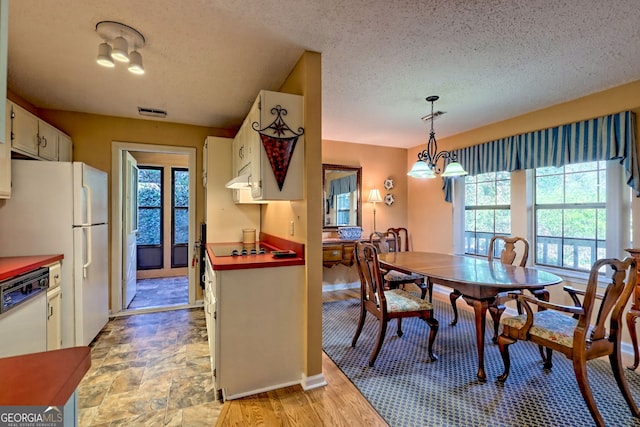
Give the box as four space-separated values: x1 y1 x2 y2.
328 174 357 207
443 110 639 202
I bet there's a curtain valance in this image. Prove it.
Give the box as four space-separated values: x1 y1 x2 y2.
443 110 639 202
328 174 358 208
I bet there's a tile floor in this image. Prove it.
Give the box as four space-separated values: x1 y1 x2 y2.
77 308 222 426
127 276 189 310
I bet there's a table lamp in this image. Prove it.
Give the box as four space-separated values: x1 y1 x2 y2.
368 188 383 231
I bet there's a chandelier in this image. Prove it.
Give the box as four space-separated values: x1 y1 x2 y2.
407 96 468 179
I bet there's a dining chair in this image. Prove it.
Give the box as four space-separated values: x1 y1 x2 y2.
387 227 433 301
371 230 430 301
352 242 439 367
497 257 639 427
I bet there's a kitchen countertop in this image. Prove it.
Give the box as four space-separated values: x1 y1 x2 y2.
0 346 91 405
0 254 64 281
207 233 305 271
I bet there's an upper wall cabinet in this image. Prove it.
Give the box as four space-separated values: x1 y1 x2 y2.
7 100 72 162
231 90 304 202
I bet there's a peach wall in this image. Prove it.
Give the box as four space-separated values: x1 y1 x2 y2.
323 139 408 238
407 79 640 254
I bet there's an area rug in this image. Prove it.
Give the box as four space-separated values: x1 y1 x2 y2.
322 297 640 427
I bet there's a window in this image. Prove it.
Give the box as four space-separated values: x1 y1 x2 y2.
335 193 352 226
171 168 189 267
137 167 163 246
464 172 511 256
534 161 606 271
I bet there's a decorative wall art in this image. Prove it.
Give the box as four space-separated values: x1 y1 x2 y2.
253 105 304 190
383 178 394 190
384 193 395 206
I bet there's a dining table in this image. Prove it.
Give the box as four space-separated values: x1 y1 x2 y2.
377 251 563 381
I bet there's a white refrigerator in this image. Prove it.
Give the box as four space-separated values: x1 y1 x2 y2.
0 160 109 347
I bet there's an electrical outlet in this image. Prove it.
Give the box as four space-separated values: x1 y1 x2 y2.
289 220 294 236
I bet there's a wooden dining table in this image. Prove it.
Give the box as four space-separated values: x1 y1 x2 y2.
377 251 563 381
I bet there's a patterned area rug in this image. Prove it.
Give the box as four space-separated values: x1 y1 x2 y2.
322 297 640 427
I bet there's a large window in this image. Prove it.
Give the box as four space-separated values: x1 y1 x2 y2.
534 161 606 271
464 172 511 256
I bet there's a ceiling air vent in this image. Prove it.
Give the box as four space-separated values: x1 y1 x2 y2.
138 107 167 118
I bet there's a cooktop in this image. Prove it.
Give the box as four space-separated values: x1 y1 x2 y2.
211 243 270 257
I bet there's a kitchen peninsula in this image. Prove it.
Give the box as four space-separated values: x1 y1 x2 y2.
204 233 305 401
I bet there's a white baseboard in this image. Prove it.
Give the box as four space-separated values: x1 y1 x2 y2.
322 282 359 292
301 372 328 391
222 379 302 401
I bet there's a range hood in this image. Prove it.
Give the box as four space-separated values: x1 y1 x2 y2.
225 173 251 189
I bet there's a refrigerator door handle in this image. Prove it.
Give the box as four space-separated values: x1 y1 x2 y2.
83 181 93 226
82 226 92 278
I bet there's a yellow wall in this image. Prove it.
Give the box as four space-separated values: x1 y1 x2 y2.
258 51 323 379
407 80 640 254
323 139 408 238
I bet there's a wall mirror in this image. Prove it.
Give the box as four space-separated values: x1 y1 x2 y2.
322 164 362 230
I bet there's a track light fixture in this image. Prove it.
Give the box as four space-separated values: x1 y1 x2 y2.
95 21 145 75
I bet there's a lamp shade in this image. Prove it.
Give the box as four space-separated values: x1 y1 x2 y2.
96 42 114 67
111 36 129 62
407 160 436 178
128 50 144 74
441 161 469 177
368 188 383 203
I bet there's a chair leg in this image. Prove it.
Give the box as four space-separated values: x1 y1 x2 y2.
573 355 606 427
369 319 388 367
450 290 461 326
424 317 439 361
543 347 553 370
627 310 640 370
610 347 640 417
396 317 403 337
496 334 516 382
351 304 366 348
488 301 506 343
417 279 427 300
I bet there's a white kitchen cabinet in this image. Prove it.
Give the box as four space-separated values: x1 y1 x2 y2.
231 90 304 202
0 101 10 198
36 119 59 161
47 261 62 350
204 254 304 401
58 132 73 161
7 100 71 162
47 286 62 350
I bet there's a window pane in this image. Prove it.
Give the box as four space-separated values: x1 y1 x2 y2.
476 182 496 206
495 210 511 234
565 171 598 203
536 174 563 204
173 170 189 207
174 209 188 244
138 209 161 245
496 179 510 205
563 208 596 239
465 180 476 205
138 168 162 207
536 209 562 236
476 210 495 233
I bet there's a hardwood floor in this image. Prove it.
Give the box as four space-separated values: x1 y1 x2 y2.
215 287 387 427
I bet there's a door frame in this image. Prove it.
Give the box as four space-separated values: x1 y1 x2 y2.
111 141 197 314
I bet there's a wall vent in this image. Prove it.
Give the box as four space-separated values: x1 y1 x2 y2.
138 107 167 118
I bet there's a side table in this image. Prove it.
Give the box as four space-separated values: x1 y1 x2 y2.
626 248 640 370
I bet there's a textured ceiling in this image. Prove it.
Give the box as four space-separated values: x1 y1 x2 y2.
7 0 640 149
